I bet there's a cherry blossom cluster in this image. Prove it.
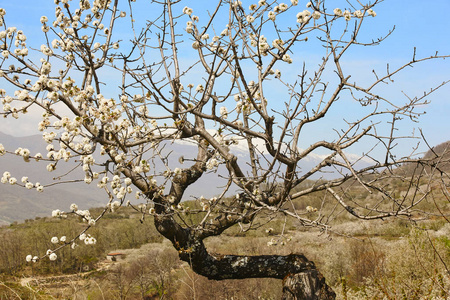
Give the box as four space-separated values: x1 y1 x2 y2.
26 230 96 262
233 89 268 116
109 175 133 200
28 203 98 262
0 0 126 135
79 232 97 245
333 7 376 20
52 203 96 226
1 171 44 192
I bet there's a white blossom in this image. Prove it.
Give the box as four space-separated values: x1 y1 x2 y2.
353 10 363 18
46 163 56 172
306 205 318 212
272 38 284 50
86 237 96 245
111 200 121 211
297 10 311 23
220 27 228 36
343 10 351 21
52 209 62 217
267 238 278 246
246 15 255 23
282 54 293 64
279 3 288 11
196 84 204 93
274 69 281 78
182 6 193 15
220 106 228 118
173 168 182 176
333 8 343 16
312 11 321 20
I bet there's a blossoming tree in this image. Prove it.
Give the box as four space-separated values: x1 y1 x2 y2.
0 0 449 298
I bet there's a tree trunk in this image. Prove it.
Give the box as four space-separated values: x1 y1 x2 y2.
282 270 336 300
153 213 336 299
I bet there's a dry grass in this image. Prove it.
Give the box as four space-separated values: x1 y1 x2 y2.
3 217 450 299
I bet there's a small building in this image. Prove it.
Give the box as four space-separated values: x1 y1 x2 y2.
106 252 125 262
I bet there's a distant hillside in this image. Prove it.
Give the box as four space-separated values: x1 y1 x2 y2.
0 132 107 224
0 132 237 224
423 141 450 160
423 141 450 172
398 141 450 177
0 131 407 224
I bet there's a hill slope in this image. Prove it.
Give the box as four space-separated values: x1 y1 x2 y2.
0 132 106 224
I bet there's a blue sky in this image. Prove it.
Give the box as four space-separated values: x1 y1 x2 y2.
1 0 449 157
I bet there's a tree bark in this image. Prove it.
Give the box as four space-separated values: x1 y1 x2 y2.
282 270 336 300
153 212 336 299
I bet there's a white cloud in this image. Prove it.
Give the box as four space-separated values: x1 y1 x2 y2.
1 101 75 137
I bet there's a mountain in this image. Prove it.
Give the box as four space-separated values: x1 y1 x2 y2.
398 141 450 177
0 131 374 224
0 132 242 224
0 132 107 225
423 141 450 161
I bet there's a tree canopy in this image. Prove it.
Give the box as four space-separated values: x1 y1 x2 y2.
0 0 449 297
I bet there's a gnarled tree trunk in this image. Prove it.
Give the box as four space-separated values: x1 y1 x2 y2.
153 212 336 299
282 270 336 300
